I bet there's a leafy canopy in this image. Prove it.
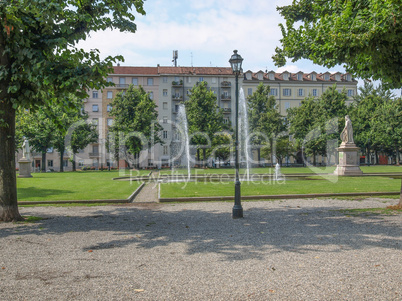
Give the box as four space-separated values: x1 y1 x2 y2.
273 0 401 88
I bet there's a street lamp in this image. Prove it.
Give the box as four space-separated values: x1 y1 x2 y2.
229 50 244 219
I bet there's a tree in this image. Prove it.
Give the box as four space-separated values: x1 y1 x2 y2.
349 82 393 165
273 0 402 89
247 83 286 166
185 81 226 167
0 1 145 221
288 86 347 166
109 85 162 168
17 108 57 172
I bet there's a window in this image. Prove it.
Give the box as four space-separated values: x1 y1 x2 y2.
92 145 99 154
148 159 153 167
283 88 291 96
312 89 318 97
324 74 330 80
119 77 126 85
92 91 98 98
163 102 168 110
247 88 253 96
149 92 154 100
163 145 168 155
223 118 229 124
92 118 98 125
298 89 304 97
163 89 168 97
347 89 354 97
186 77 191 84
174 76 180 82
63 160 68 167
47 160 53 167
163 131 168 139
92 104 99 112
163 116 167 123
270 88 278 96
257 73 263 80
346 74 352 81
162 76 168 83
212 77 217 84
107 118 113 126
107 104 112 112
199 77 204 82
132 78 138 85
285 102 290 110
283 73 289 80
147 78 154 86
268 73 274 80
107 91 113 99
335 74 341 81
297 73 303 81
78 160 84 167
107 77 113 82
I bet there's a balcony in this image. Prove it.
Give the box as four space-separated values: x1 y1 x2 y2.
223 108 232 113
221 81 231 87
116 84 129 89
221 94 231 101
172 94 183 101
172 80 183 87
89 152 100 157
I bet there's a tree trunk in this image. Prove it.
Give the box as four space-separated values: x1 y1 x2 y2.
72 153 76 171
202 148 206 168
41 150 46 172
395 146 400 166
0 31 23 222
257 148 261 167
313 151 317 166
197 148 200 167
270 139 273 167
59 150 64 172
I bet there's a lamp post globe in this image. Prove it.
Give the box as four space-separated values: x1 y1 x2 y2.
229 50 244 219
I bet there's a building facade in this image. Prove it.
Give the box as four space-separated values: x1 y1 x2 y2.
16 66 358 171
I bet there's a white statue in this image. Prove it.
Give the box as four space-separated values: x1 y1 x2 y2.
341 115 354 144
22 138 30 160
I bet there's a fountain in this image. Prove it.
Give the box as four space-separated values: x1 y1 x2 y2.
177 104 191 181
238 88 251 181
274 163 284 181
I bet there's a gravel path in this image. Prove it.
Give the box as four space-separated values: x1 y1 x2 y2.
0 198 401 300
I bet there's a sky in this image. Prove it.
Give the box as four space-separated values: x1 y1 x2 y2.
78 0 399 94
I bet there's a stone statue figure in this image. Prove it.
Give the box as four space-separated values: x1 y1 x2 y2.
341 115 354 144
22 138 30 160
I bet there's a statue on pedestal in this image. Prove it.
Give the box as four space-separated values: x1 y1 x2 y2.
340 115 354 144
22 138 30 160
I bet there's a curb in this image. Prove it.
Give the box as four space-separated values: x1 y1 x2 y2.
128 182 146 202
159 191 400 202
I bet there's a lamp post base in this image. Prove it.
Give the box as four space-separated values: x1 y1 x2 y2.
232 205 243 218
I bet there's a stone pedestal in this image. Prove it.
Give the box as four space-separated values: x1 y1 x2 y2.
18 158 32 178
334 143 363 175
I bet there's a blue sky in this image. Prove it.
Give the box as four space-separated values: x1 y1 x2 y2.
79 0 343 73
78 0 400 95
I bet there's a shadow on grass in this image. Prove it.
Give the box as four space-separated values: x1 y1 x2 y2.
17 187 74 201
1 203 400 261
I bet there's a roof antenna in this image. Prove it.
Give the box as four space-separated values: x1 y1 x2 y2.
191 52 193 67
172 50 178 67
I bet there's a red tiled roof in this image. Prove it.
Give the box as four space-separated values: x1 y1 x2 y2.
158 66 233 75
112 66 159 75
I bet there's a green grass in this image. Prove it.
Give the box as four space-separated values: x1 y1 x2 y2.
17 171 141 202
159 165 402 176
160 176 401 198
337 208 401 216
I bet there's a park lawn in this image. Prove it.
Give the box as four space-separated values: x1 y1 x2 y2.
17 171 141 202
160 176 401 198
159 165 401 176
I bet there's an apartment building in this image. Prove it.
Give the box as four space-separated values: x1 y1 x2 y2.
16 66 357 171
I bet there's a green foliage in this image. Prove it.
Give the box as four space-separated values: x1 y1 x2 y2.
274 0 402 88
288 86 347 164
109 85 162 159
185 81 227 153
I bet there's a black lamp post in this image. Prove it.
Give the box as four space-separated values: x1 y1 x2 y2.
229 50 244 219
